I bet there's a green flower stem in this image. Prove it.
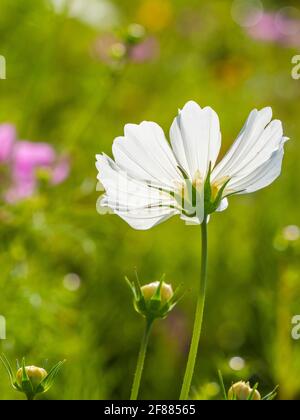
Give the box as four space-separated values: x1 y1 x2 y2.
130 319 153 400
180 215 208 400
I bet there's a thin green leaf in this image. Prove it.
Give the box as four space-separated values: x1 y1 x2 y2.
262 386 278 401
247 382 259 400
218 370 227 400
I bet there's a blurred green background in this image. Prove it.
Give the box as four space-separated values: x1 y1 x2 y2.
0 0 300 400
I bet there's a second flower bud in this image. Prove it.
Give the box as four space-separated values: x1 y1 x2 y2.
126 274 181 322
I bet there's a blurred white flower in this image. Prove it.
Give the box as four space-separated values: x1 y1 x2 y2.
96 101 288 230
49 0 119 29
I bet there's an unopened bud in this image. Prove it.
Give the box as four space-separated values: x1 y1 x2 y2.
1 355 65 400
228 381 261 400
141 281 173 304
17 366 47 389
126 274 181 321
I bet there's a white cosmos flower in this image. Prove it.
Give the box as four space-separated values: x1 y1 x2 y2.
49 0 119 30
96 101 288 230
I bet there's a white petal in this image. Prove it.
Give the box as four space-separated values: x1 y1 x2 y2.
228 146 285 194
216 198 229 212
180 214 202 225
212 107 274 180
96 154 176 207
229 119 284 178
96 154 179 230
114 207 179 230
112 121 181 189
192 214 211 224
170 101 221 178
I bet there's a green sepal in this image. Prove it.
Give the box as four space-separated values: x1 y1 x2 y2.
0 353 22 391
135 297 147 315
209 178 230 213
151 274 164 302
159 283 184 317
125 276 137 300
204 162 231 215
204 162 212 207
36 360 66 394
126 275 147 317
21 358 35 400
133 270 143 301
177 165 189 180
247 382 259 400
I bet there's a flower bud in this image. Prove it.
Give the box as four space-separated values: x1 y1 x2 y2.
17 366 47 390
141 281 173 304
228 381 261 400
126 274 182 322
0 355 65 400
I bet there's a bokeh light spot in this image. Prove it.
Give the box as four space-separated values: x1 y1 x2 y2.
63 273 81 292
231 0 263 28
229 356 245 371
282 225 300 242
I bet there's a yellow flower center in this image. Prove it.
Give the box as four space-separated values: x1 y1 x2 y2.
174 171 204 214
174 172 230 216
211 176 230 200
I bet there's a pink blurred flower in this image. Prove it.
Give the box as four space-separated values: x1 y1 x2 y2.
51 157 70 185
129 37 159 63
13 141 56 178
247 12 300 47
92 33 159 65
0 124 16 163
1 126 70 203
92 34 121 65
5 179 36 203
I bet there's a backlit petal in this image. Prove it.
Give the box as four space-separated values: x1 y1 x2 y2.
112 121 182 189
96 154 179 230
228 146 285 194
212 107 274 180
170 101 221 178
